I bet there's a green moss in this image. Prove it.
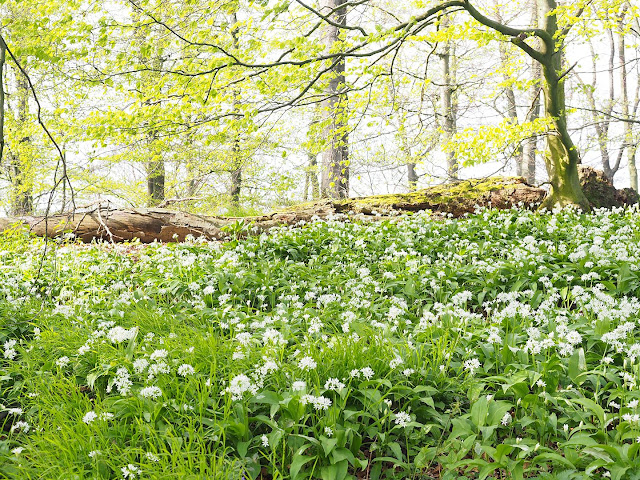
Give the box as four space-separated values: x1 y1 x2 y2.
278 177 527 216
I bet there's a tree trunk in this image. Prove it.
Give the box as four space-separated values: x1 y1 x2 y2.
579 32 618 181
9 69 33 215
493 5 523 176
523 56 541 184
0 41 4 168
229 12 243 208
304 152 320 201
146 156 165 206
320 0 349 199
536 0 589 209
440 20 457 180
619 11 639 192
407 163 418 191
462 0 589 209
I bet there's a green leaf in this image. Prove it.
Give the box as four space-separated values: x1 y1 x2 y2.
471 395 489 428
320 436 338 457
320 460 348 480
571 397 605 426
290 450 315 480
532 452 576 469
568 348 586 383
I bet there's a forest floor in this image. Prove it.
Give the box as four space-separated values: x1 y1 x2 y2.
1 204 640 479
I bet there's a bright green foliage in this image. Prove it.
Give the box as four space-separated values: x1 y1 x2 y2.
3 208 640 477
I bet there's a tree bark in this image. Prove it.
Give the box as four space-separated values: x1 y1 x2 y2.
440 18 458 180
522 1 541 187
320 0 349 199
619 9 639 192
407 162 418 191
229 12 243 208
0 40 4 168
493 4 523 176
8 68 33 215
535 0 588 209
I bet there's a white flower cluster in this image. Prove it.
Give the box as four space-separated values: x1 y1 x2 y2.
107 326 137 344
300 394 332 410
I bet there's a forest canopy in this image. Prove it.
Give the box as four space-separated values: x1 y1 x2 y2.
0 0 638 214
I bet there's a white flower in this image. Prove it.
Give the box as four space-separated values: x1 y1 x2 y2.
150 349 168 361
628 400 639 409
99 412 114 421
500 412 512 426
292 381 306 392
463 358 481 375
324 378 345 391
11 447 24 455
145 452 160 462
312 396 332 410
139 386 162 399
10 421 29 433
298 356 317 371
83 411 98 424
121 463 139 479
56 356 70 368
261 434 269 447
389 357 403 369
88 450 101 458
402 368 415 377
360 367 374 380
536 380 546 388
111 368 132 396
225 374 256 400
394 411 411 428
178 364 195 376
133 358 149 374
107 326 137 344
324 426 333 437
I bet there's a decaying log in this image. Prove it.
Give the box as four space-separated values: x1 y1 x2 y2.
0 177 550 243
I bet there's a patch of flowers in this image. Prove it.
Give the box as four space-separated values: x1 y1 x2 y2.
1 207 640 478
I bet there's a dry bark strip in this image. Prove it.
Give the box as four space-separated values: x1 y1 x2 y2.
0 171 634 243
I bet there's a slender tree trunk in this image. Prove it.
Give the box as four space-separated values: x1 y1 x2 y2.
9 70 33 215
619 11 638 191
440 21 457 180
407 163 418 191
229 12 243 208
146 153 165 206
320 0 349 198
522 62 540 184
579 33 617 181
304 152 320 200
493 5 523 176
133 12 165 207
0 41 4 167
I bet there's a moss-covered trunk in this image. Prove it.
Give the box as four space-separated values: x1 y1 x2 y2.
536 0 589 210
462 0 590 210
540 73 588 209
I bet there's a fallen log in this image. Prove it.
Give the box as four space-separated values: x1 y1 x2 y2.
0 177 548 243
3 171 634 244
